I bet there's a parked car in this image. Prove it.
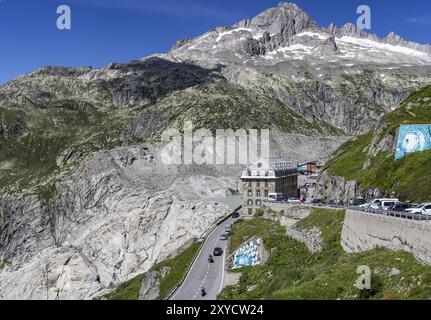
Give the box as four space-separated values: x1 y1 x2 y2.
268 193 284 202
311 199 324 205
287 198 301 204
423 204 431 215
220 233 229 241
360 198 399 210
388 203 413 212
329 199 340 206
405 203 431 215
352 198 366 206
381 200 399 211
213 247 223 256
232 212 240 219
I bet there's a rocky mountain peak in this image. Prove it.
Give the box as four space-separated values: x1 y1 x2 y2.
383 31 431 54
385 31 402 43
328 22 377 41
234 2 316 36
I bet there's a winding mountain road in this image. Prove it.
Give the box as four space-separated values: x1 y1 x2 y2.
170 213 239 300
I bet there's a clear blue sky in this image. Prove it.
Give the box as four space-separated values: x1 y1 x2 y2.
1 0 430 84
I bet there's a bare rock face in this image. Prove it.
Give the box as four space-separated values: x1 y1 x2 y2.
236 2 317 55
235 3 316 33
139 271 160 300
365 124 396 164
316 168 385 202
286 226 322 253
316 171 364 202
384 32 431 55
0 145 237 300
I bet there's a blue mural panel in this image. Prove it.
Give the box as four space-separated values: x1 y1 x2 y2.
395 125 431 160
232 239 262 269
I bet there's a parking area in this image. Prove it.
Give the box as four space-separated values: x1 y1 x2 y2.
316 203 431 222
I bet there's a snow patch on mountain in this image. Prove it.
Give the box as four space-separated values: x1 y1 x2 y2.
296 31 329 40
337 36 431 61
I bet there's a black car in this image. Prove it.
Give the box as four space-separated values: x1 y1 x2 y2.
213 247 223 256
352 198 367 206
232 212 240 219
329 199 339 206
311 199 324 205
388 203 412 212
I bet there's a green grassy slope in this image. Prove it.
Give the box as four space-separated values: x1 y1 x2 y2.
323 85 431 203
103 242 200 300
219 208 431 300
0 100 135 197
131 81 345 141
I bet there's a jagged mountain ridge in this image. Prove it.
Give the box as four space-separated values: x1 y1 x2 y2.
171 2 431 63
166 3 431 136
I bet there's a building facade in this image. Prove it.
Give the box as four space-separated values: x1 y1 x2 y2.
240 158 299 216
297 161 324 175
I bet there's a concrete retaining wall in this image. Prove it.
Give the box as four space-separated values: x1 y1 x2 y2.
342 210 431 265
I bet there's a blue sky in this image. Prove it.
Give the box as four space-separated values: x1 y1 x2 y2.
0 0 430 84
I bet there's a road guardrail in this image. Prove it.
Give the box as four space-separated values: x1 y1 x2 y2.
314 204 431 222
264 200 431 222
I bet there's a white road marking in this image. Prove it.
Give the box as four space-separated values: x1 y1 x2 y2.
170 215 230 300
219 247 226 294
172 215 237 300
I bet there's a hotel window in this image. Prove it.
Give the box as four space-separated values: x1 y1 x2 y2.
248 191 252 197
256 181 261 187
264 191 269 197
256 191 261 197
248 200 253 206
248 181 252 187
265 181 269 187
256 200 262 206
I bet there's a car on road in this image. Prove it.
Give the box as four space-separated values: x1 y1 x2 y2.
311 199 324 205
220 233 229 241
329 199 340 206
213 247 223 256
381 200 399 211
232 212 240 219
268 193 284 202
405 203 431 215
388 203 413 213
287 198 301 204
360 198 399 210
352 197 366 206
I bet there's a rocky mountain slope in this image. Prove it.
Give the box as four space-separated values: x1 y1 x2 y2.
316 86 431 203
168 2 431 134
1 2 431 299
